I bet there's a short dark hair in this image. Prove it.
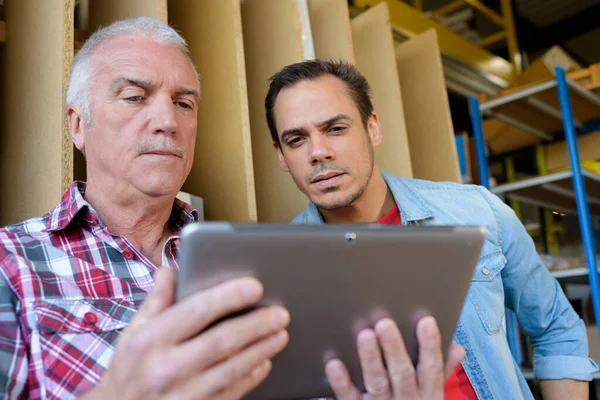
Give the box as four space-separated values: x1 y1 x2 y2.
265 59 374 147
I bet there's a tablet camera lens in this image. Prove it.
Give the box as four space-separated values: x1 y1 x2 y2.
345 232 356 243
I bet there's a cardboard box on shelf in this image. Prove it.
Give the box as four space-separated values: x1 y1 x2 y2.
545 130 600 172
504 45 582 91
478 46 600 156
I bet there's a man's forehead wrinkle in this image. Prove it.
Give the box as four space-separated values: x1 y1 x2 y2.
89 36 199 98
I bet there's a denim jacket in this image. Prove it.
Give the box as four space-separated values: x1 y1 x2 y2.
291 171 599 399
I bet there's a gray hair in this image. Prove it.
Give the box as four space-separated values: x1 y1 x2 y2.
66 16 199 125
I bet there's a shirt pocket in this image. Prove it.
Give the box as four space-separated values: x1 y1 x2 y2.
468 248 507 334
31 297 136 399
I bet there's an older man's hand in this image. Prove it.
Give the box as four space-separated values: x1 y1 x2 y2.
82 267 289 400
326 317 464 400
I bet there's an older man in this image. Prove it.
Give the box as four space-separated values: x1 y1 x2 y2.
0 17 453 400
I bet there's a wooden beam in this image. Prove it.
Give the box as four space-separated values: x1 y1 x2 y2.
355 0 514 83
481 30 506 48
308 0 355 63
1 0 73 225
432 0 465 17
88 0 167 28
74 28 87 53
395 30 461 183
169 0 257 222
351 2 413 178
0 21 6 45
242 0 309 223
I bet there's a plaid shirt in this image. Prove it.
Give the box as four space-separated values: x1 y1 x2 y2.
0 181 198 400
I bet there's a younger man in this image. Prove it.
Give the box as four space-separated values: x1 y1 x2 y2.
265 59 598 399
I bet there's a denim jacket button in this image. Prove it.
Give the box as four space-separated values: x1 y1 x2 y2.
481 267 490 276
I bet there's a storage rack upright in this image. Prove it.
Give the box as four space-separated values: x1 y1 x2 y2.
469 66 600 369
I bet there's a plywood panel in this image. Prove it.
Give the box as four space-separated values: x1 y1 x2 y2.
169 0 256 222
297 0 315 60
308 0 354 63
395 29 461 183
88 0 167 28
351 2 412 178
242 0 308 223
1 0 73 226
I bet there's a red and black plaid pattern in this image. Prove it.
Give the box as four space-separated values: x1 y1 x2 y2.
0 182 198 399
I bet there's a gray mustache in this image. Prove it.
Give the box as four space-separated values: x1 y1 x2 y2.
137 141 185 157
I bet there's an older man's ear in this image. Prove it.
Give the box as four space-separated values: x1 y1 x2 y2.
67 105 86 156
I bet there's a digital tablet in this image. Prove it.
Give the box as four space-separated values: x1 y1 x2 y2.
176 222 485 400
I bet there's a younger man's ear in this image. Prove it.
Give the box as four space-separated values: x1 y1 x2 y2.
368 112 383 147
273 142 290 172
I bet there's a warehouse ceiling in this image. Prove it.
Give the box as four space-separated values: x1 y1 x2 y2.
515 0 600 65
387 0 600 136
515 0 599 28
415 0 600 66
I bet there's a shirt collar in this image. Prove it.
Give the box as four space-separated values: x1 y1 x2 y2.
44 181 199 232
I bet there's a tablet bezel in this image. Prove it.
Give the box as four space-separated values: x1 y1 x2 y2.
176 222 485 400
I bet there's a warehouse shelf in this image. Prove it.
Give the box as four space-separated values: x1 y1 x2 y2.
469 66 600 374
552 267 600 284
480 77 600 136
492 169 600 216
479 64 600 154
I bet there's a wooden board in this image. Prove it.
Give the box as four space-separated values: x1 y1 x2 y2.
394 29 461 183
1 0 73 226
242 0 309 223
308 0 355 63
483 118 542 155
352 2 412 178
169 0 257 222
88 0 167 28
570 63 600 91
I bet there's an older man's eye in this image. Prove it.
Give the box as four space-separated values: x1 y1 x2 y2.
125 96 145 102
176 101 193 110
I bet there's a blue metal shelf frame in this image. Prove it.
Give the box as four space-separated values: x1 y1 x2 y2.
469 66 600 366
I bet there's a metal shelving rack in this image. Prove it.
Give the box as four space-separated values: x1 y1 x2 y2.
469 66 600 369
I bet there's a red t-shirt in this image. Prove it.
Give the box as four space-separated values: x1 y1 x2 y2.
374 203 477 399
